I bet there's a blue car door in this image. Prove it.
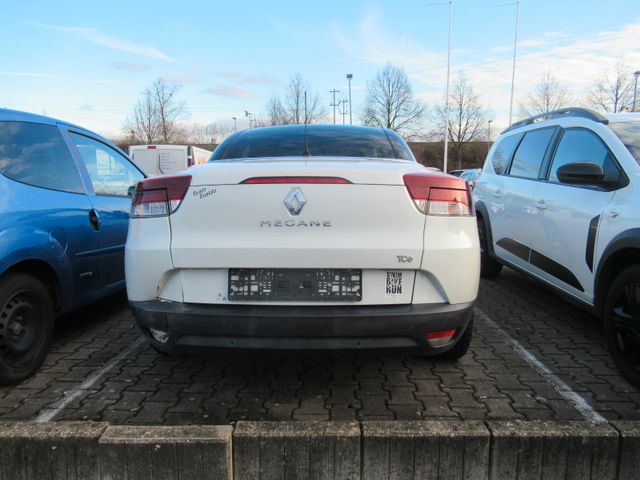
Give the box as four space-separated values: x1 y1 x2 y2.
64 130 144 291
0 121 99 309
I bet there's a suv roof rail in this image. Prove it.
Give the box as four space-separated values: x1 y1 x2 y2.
502 107 609 133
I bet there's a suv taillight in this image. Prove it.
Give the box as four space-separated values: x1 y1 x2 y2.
403 173 472 216
131 175 192 218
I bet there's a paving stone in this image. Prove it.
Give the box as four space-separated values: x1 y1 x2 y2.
1 267 638 425
419 396 458 418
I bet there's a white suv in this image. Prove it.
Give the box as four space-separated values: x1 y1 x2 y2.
125 125 479 358
473 108 640 387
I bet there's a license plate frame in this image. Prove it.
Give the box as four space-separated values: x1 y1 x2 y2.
228 268 362 302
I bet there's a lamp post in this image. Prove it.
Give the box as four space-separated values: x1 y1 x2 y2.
634 71 640 112
487 120 493 153
508 0 520 125
232 116 237 132
346 74 353 125
426 1 452 172
244 110 254 129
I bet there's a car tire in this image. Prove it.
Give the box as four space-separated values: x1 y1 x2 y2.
0 273 54 385
436 318 473 360
603 265 640 388
478 217 502 279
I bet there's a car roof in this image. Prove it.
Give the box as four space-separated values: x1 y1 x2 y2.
0 108 92 134
229 123 396 139
606 112 640 123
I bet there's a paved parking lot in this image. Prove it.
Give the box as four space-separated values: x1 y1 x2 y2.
0 268 638 425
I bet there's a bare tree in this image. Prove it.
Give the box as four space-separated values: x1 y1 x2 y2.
125 78 188 143
263 73 326 125
151 78 188 142
128 90 162 143
361 63 425 138
588 61 635 113
284 73 325 124
520 72 572 116
183 122 234 144
265 94 288 125
435 76 487 170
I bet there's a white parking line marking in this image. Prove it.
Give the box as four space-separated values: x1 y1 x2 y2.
33 336 146 423
475 308 607 424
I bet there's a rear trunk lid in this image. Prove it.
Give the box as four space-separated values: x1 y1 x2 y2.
169 158 427 270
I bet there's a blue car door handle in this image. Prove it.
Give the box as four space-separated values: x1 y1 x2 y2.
89 209 102 231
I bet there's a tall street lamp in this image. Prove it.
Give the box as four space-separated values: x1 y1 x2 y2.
428 1 453 172
487 119 493 154
346 74 353 125
634 71 640 112
508 0 520 125
232 116 237 132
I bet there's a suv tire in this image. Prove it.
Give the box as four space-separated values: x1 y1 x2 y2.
603 265 640 388
0 273 54 385
478 218 502 279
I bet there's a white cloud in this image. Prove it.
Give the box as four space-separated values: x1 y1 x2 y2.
333 10 640 130
204 85 255 99
34 23 173 61
0 71 59 78
110 62 152 72
329 5 444 68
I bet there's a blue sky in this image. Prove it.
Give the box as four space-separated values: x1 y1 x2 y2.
2 0 639 138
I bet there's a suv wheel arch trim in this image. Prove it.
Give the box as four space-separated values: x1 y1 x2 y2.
595 228 640 313
475 201 497 258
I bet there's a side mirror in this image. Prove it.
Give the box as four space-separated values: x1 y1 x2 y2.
556 162 605 185
127 185 137 197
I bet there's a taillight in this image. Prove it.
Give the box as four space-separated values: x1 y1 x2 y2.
403 173 472 216
424 329 457 347
131 175 192 218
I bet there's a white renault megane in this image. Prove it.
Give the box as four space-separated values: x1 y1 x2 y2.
125 124 479 358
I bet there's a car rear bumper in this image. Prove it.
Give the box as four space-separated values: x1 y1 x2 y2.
130 300 474 355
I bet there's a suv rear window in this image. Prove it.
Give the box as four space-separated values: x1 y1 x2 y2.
211 125 414 161
490 133 522 174
609 121 640 164
509 128 555 179
0 121 84 193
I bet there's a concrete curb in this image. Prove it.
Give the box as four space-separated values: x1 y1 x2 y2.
0 421 108 480
234 421 360 479
362 421 489 479
0 420 639 479
99 425 232 480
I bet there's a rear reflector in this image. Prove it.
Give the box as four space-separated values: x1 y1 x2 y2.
403 172 472 216
424 329 457 347
241 176 351 184
131 174 192 218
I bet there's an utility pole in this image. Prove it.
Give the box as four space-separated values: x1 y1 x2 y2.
634 71 640 112
346 74 353 125
304 91 308 124
329 89 341 124
340 99 348 124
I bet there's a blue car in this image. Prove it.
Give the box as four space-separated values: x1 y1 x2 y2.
0 109 144 384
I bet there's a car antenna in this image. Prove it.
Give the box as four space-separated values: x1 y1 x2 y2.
303 91 310 156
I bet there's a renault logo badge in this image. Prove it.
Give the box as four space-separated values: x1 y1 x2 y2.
284 188 306 216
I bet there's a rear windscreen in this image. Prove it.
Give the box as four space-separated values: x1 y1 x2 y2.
609 121 640 164
211 126 415 161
